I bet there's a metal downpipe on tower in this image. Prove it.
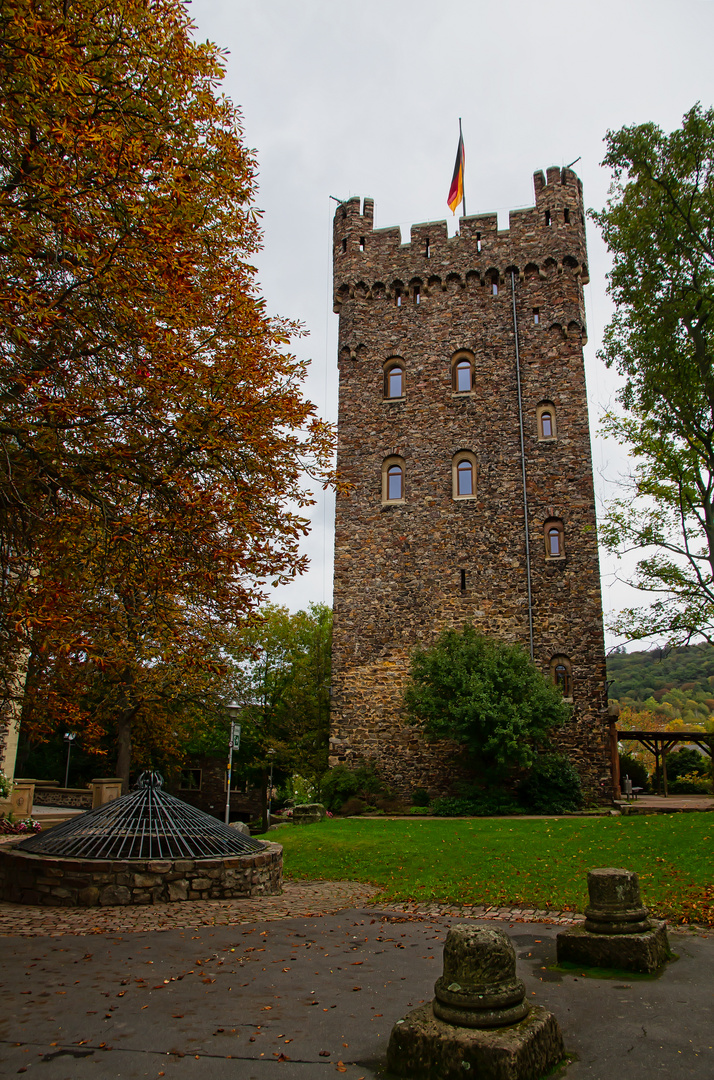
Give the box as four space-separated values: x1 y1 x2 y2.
511 270 534 661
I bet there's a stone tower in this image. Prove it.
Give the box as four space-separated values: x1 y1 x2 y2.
329 167 610 798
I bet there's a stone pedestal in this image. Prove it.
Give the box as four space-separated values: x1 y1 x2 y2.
10 781 35 819
388 925 563 1080
388 1003 563 1080
557 867 671 974
556 921 670 974
292 802 326 825
91 778 123 809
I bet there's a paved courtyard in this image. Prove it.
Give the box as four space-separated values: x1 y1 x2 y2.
0 880 712 1079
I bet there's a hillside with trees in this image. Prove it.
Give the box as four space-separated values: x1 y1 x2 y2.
607 643 714 725
608 644 713 793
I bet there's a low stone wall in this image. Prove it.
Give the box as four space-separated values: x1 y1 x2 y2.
0 843 283 906
32 787 92 809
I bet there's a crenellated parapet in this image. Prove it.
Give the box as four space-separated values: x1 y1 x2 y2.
333 168 588 320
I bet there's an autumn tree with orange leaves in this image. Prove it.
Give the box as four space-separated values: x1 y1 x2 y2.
0 0 334 787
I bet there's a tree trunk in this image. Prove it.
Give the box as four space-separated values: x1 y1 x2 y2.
116 712 132 793
260 767 269 832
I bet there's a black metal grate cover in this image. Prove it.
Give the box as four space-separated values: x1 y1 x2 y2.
18 772 267 860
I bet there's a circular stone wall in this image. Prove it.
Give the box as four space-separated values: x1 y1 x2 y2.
0 842 282 907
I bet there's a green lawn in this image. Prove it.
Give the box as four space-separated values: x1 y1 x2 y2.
278 815 714 925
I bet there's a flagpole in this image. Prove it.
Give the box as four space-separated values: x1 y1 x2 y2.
459 118 465 218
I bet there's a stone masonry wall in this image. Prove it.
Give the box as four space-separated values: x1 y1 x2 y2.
33 787 92 809
330 167 610 800
0 843 283 906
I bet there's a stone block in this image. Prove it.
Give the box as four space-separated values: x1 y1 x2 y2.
133 873 160 888
190 877 212 890
147 861 173 874
556 921 671 974
388 1002 563 1080
78 886 100 907
99 885 132 906
292 803 326 825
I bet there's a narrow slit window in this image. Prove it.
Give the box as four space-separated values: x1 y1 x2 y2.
414 286 421 305
545 210 551 226
550 655 573 698
457 460 474 496
476 233 482 253
545 521 565 558
460 569 467 591
492 281 498 296
359 236 366 251
425 239 430 258
341 237 347 252
455 359 472 392
395 289 402 307
563 208 570 224
537 403 556 440
387 464 403 501
533 308 540 325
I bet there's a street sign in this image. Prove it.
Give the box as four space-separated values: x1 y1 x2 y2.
231 723 241 751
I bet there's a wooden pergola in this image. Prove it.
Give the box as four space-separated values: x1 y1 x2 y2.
609 720 714 799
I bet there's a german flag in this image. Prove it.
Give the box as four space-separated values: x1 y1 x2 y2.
447 127 465 214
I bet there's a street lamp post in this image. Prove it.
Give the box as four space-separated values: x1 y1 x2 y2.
224 704 241 826
267 748 277 827
63 732 77 788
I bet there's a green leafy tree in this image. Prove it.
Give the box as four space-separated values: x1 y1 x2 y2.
593 104 714 645
404 626 571 771
231 603 332 826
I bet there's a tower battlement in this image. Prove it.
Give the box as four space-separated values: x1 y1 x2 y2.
333 168 588 318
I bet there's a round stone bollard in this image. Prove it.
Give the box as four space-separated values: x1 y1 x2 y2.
292 803 326 825
584 867 651 934
557 867 670 974
388 924 564 1080
433 925 529 1028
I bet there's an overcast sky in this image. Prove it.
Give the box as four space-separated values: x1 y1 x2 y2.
191 0 714 649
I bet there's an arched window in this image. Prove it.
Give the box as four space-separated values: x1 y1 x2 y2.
451 351 474 393
550 655 573 699
545 519 565 558
536 402 557 440
384 361 405 399
452 451 477 500
382 456 406 504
